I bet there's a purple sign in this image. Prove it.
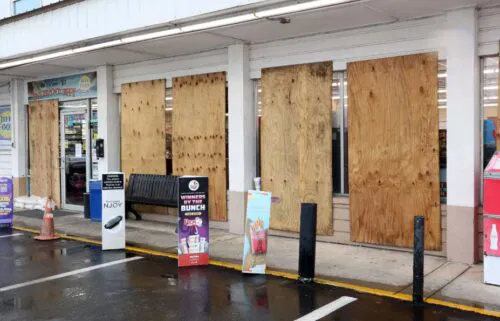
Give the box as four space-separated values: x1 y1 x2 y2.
178 176 209 267
0 177 13 226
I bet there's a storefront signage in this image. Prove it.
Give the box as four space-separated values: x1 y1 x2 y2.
0 107 11 146
178 176 209 267
242 190 272 274
101 173 125 250
28 72 97 101
0 177 13 226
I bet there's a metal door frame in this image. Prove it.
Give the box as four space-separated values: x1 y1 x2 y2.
60 107 90 211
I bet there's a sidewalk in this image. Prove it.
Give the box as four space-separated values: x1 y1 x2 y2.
13 210 500 314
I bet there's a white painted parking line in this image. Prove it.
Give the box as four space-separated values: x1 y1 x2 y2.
0 233 23 239
0 256 143 293
295 296 357 321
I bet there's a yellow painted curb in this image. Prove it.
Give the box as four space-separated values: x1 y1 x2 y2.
13 225 500 318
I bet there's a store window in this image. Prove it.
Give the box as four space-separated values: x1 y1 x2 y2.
12 0 61 15
332 72 348 194
257 60 447 199
438 60 447 203
482 56 499 170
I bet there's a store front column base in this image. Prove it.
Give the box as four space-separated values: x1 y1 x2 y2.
228 191 247 235
446 205 479 264
13 177 27 197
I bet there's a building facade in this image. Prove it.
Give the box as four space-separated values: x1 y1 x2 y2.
0 0 499 264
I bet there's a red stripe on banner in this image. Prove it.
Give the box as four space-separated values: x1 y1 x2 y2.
178 253 209 267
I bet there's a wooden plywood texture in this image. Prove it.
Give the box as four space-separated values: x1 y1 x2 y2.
121 80 167 214
348 53 441 250
261 62 333 234
172 72 227 221
28 100 60 207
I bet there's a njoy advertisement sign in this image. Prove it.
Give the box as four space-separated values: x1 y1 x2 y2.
101 173 125 250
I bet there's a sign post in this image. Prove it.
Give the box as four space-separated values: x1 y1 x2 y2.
242 190 272 274
178 176 209 267
0 177 13 227
101 173 125 250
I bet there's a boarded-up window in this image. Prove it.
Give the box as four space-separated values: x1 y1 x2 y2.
348 53 441 250
121 79 167 214
172 72 227 222
261 62 333 234
28 100 60 207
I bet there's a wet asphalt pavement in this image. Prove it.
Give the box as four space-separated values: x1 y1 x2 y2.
0 228 498 321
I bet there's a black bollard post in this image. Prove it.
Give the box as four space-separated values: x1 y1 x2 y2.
413 216 425 305
299 203 317 283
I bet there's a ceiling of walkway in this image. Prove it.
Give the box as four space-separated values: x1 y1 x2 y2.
0 0 497 81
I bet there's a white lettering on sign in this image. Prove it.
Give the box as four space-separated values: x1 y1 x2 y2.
181 204 206 211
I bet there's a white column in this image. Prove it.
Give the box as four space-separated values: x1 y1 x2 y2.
446 8 480 264
97 65 120 175
227 44 256 234
11 79 27 196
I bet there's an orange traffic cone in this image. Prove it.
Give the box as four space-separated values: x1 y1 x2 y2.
35 198 60 241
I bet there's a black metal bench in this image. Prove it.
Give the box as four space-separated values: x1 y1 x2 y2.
125 174 179 220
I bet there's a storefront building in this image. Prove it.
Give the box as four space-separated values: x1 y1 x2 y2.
0 0 499 265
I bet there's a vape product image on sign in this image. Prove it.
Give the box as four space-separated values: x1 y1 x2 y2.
104 216 123 230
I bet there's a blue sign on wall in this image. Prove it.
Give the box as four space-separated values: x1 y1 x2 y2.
28 72 97 101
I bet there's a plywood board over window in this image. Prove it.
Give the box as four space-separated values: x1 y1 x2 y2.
29 99 60 207
172 72 227 221
121 79 167 213
348 53 441 250
261 62 333 234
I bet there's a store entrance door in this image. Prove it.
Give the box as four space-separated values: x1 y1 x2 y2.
60 109 88 210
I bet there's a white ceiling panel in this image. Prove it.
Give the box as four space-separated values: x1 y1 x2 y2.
367 0 500 19
6 63 82 78
212 4 395 43
45 48 158 69
120 32 237 58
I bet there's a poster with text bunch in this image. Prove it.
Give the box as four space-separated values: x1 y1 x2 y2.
178 176 209 267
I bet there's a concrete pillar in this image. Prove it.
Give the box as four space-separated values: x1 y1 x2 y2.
446 8 480 264
97 65 120 175
10 79 27 197
227 44 256 234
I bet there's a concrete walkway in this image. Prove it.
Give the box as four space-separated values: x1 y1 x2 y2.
13 211 500 313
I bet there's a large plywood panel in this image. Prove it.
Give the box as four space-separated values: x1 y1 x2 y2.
172 72 227 221
261 62 333 234
28 100 60 207
121 80 166 214
348 53 441 250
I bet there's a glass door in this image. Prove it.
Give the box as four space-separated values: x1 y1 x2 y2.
60 108 88 210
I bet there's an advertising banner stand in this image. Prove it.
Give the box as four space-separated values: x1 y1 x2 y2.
178 176 209 267
0 177 13 228
242 190 272 274
101 173 125 250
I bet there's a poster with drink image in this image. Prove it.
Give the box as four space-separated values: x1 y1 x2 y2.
178 176 209 267
242 190 272 274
